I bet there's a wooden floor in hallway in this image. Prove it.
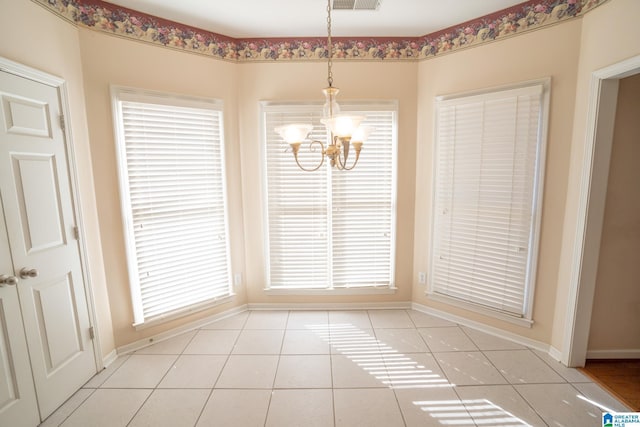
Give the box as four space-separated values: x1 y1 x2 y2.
580 359 640 411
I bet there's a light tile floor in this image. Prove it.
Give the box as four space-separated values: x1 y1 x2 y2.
40 309 631 427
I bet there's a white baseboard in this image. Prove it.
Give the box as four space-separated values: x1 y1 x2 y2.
411 302 550 353
586 349 640 359
548 346 563 362
116 304 248 355
247 301 412 310
102 349 118 368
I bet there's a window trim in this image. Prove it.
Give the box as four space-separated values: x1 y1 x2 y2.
260 100 399 294
427 78 551 324
111 86 234 328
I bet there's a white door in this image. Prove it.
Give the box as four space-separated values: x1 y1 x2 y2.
0 69 97 421
0 198 39 427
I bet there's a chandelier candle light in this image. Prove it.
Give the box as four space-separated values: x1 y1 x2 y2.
274 0 373 171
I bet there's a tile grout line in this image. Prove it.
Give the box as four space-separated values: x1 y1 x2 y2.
127 324 207 426
85 353 132 388
46 387 97 427
72 359 132 420
192 315 247 427
468 336 511 386
458 324 518 386
449 382 480 427
467 331 552 427
431 325 482 426
567 381 632 413
124 389 155 427
509 383 552 427
370 309 413 426
328 312 337 427
384 310 409 427
410 311 434 353
262 310 290 427
85 360 166 426
530 347 592 383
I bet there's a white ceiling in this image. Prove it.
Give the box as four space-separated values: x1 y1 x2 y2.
105 0 526 38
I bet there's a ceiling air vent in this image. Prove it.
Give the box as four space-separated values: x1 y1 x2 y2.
332 0 381 11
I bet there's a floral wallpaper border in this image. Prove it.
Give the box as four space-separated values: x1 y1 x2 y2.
35 0 608 62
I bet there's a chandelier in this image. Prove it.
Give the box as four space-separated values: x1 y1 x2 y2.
274 0 373 172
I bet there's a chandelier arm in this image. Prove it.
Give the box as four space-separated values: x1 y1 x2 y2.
340 150 361 171
292 140 326 172
335 140 362 171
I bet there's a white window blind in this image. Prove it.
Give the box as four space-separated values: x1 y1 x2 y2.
112 88 232 326
429 82 548 318
263 103 397 290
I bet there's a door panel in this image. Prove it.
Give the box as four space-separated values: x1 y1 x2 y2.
0 70 97 421
0 197 39 427
0 304 18 408
0 294 39 427
12 153 65 252
1 94 51 138
33 273 83 372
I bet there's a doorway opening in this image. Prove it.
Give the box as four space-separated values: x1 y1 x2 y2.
563 54 640 369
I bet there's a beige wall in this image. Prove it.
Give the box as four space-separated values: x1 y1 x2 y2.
79 41 417 345
237 60 417 304
413 20 582 344
0 0 115 358
588 73 640 352
78 29 247 347
552 0 640 353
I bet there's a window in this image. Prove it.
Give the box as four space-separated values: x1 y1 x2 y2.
429 80 549 322
112 87 232 327
262 102 397 292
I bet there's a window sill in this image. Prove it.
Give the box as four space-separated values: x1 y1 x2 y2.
426 292 534 328
264 287 398 296
133 293 236 331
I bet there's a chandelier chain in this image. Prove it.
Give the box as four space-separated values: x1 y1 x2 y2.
273 0 366 172
326 0 333 87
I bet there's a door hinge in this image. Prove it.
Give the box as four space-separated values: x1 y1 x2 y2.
59 114 65 132
89 326 95 340
73 226 80 240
